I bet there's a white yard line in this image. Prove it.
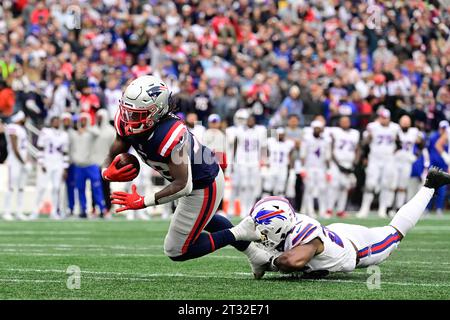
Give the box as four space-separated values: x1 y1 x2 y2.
1 268 450 288
0 231 92 235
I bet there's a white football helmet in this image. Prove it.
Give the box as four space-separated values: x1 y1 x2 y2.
250 196 297 250
233 108 250 127
119 75 170 135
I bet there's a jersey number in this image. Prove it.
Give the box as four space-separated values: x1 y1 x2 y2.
322 226 344 248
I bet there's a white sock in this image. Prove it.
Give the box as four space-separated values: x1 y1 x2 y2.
390 187 434 236
360 192 374 213
379 189 394 211
337 189 348 212
395 190 406 209
4 189 13 216
51 188 60 216
243 242 258 258
327 187 338 212
17 190 25 216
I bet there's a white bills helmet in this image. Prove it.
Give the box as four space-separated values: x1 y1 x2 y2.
250 196 297 250
119 75 170 135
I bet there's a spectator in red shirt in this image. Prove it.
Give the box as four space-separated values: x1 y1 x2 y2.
131 55 152 78
30 1 50 25
79 86 100 125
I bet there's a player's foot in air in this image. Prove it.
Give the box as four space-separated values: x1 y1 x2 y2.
230 216 263 242
424 167 450 190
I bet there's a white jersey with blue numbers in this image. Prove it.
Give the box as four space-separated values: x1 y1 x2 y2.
395 127 421 163
300 134 331 169
330 127 360 168
284 214 357 273
267 138 294 168
234 125 267 166
365 121 400 159
37 128 69 169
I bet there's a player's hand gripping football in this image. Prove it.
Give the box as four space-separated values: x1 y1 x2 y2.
111 184 145 213
102 155 138 182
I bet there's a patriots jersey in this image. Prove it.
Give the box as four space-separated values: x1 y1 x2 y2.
115 113 219 189
284 215 356 273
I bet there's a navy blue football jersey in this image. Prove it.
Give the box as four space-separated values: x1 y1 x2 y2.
115 112 219 189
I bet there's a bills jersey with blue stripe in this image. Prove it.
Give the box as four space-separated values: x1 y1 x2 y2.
115 112 219 189
284 215 356 273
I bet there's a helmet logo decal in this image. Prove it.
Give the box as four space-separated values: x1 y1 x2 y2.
254 209 286 225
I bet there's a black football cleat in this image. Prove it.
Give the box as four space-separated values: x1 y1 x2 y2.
424 167 450 190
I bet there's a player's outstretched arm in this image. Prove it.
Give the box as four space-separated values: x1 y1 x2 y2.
271 238 322 273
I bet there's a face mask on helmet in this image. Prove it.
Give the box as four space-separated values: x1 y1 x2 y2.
250 197 297 250
120 76 170 135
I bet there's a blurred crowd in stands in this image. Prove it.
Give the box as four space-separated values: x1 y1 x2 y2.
0 0 448 130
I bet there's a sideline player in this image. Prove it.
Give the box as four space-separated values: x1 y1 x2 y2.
244 167 450 279
3 111 29 220
300 120 332 218
101 76 267 272
327 116 360 217
357 108 400 218
392 115 424 212
231 114 267 217
264 128 295 196
31 116 69 219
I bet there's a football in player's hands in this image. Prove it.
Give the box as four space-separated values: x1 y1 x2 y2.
116 153 140 173
103 153 140 182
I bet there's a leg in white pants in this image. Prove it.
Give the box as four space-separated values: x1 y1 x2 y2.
394 163 412 210
378 161 398 217
4 162 27 218
358 159 382 217
328 186 434 268
164 170 225 257
49 167 64 217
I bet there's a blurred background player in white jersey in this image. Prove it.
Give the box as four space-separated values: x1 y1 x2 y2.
357 108 401 218
264 127 295 196
31 116 69 220
226 108 250 216
300 120 332 218
231 113 267 217
328 116 360 218
3 111 29 220
392 115 425 213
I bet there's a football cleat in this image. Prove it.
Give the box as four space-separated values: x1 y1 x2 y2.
244 243 272 280
230 216 263 242
424 167 450 190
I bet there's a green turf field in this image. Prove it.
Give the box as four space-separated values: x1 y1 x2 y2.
1 216 449 300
